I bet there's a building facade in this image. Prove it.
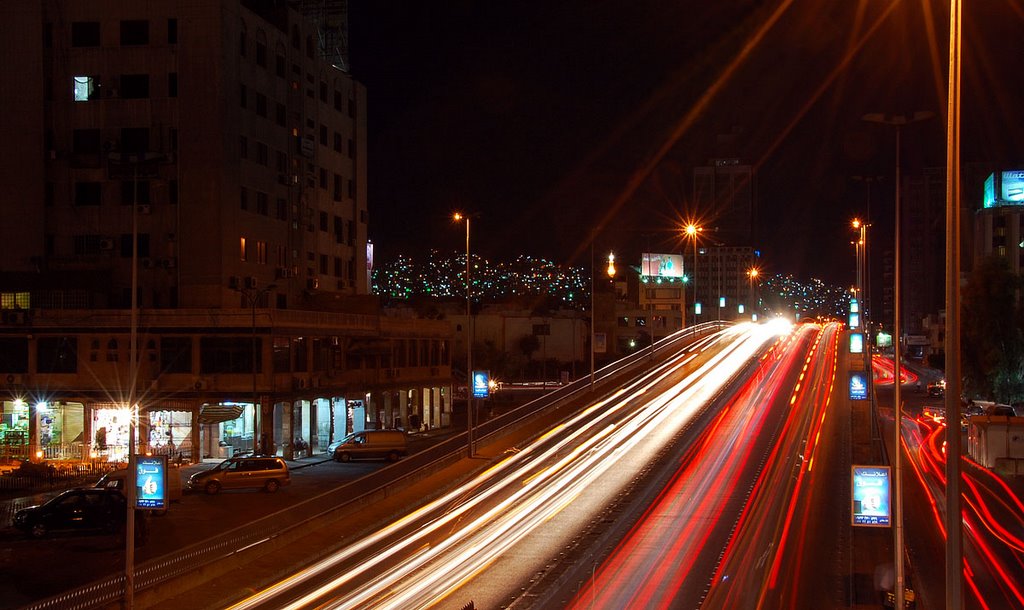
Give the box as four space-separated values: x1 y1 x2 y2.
0 0 452 463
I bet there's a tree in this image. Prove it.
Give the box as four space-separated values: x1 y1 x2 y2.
961 256 1024 403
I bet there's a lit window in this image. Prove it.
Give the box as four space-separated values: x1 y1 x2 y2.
73 76 97 101
240 237 247 262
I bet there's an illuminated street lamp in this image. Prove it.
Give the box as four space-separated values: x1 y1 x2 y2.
453 212 475 457
863 110 935 608
747 267 760 317
590 248 616 387
685 223 701 326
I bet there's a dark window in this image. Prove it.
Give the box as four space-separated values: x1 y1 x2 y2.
120 20 149 45
71 22 100 47
120 180 151 205
256 142 268 166
120 127 150 153
333 132 342 153
319 81 327 103
319 168 327 189
73 234 102 255
319 254 328 274
255 93 267 117
167 18 178 44
167 72 177 97
37 337 78 374
319 125 327 145
276 197 287 220
200 337 258 374
306 36 314 59
120 74 150 98
348 178 355 199
256 191 268 215
291 26 300 49
75 182 102 206
119 232 150 257
319 211 328 231
239 135 248 159
43 23 53 49
276 54 285 77
168 180 178 204
334 256 342 277
73 129 101 154
160 337 191 373
0 338 29 373
273 337 291 372
240 84 247 108
275 103 286 126
240 187 249 210
45 182 55 207
275 150 287 173
169 128 177 151
293 337 308 371
347 139 355 158
333 174 341 201
239 30 247 57
255 41 266 67
334 91 342 112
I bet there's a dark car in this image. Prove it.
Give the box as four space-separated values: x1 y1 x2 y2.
13 488 127 538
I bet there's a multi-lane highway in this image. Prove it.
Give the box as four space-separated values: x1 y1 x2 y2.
226 321 794 609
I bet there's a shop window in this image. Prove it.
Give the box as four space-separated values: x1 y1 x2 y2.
120 20 149 45
71 22 100 47
73 75 99 102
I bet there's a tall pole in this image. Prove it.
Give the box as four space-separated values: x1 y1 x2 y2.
125 156 139 609
251 293 258 455
590 242 595 388
462 215 474 458
944 0 964 606
892 124 905 608
863 110 935 609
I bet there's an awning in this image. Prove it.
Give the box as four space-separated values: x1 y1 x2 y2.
198 403 244 425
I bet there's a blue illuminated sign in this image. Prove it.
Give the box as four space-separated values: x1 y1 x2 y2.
695 302 702 315
852 465 891 526
135 455 168 510
849 333 864 354
472 370 490 399
848 312 860 329
849 371 868 400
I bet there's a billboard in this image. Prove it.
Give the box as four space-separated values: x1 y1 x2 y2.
982 170 1024 208
472 370 490 399
852 465 891 526
849 332 864 354
135 455 168 510
641 253 684 278
848 312 860 329
849 371 869 400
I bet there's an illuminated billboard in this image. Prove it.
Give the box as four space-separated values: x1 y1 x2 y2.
849 332 863 354
472 370 490 399
849 371 868 400
852 465 891 527
982 170 1024 208
641 253 683 278
136 455 168 510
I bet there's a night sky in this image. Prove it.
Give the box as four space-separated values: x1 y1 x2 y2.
349 1 1024 286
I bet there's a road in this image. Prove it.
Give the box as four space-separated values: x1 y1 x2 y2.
223 321 790 609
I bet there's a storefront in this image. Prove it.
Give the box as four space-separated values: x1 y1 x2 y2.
91 405 133 462
147 408 193 456
1 399 30 459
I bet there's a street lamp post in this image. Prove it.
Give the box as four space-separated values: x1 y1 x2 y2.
944 2 964 606
239 284 276 455
863 109 935 609
589 245 615 387
685 224 701 327
454 213 475 458
747 267 759 318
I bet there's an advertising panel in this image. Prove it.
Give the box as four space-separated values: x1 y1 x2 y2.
848 312 860 329
472 370 490 399
1002 170 1024 203
849 333 864 354
135 455 168 510
641 253 684 278
852 465 891 526
984 172 996 208
594 332 607 354
849 371 868 400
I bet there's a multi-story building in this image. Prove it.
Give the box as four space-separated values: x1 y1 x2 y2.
0 0 452 463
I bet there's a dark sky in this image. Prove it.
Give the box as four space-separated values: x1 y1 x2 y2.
349 1 1024 286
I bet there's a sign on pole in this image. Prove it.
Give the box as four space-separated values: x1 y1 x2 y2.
848 371 869 400
472 370 490 399
852 465 891 526
135 455 168 511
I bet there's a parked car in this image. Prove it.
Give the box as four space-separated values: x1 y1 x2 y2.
332 430 408 462
187 456 290 494
13 488 127 538
927 380 946 397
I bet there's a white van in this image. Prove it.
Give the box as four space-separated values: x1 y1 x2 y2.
332 430 408 462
